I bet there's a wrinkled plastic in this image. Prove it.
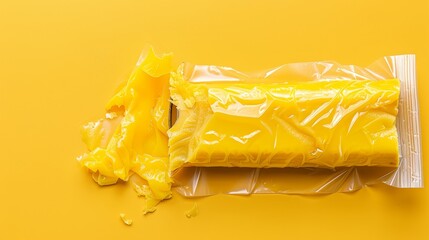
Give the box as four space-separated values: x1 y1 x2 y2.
78 47 173 212
170 78 400 169
170 55 423 196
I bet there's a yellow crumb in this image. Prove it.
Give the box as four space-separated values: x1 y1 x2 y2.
185 203 198 218
119 213 133 226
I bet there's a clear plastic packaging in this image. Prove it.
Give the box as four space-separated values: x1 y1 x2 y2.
169 55 423 196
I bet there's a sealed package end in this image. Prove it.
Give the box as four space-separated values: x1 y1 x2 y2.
169 55 423 196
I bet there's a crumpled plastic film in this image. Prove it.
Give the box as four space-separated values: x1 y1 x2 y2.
169 76 400 169
78 47 173 212
170 55 423 196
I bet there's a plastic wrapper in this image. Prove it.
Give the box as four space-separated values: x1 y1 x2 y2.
169 55 423 196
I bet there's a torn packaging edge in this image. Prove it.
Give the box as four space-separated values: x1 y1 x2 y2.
168 55 423 189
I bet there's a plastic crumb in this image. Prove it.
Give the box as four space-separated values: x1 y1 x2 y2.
119 213 133 226
185 203 198 218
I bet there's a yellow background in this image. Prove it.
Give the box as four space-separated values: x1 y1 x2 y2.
1 0 428 239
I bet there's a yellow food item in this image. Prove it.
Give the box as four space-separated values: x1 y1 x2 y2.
119 213 133 226
78 47 173 212
169 68 400 170
185 203 199 218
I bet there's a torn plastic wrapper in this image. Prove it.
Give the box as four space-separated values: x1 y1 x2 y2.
169 55 423 196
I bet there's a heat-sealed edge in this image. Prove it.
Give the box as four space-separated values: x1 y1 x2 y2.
386 55 423 188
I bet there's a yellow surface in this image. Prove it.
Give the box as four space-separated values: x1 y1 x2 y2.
0 0 428 239
170 77 400 169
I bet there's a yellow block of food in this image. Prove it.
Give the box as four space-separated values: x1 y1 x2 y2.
169 71 400 171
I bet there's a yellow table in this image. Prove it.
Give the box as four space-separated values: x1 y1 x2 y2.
1 0 428 239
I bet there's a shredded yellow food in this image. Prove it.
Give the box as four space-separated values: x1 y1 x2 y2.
78 47 173 213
